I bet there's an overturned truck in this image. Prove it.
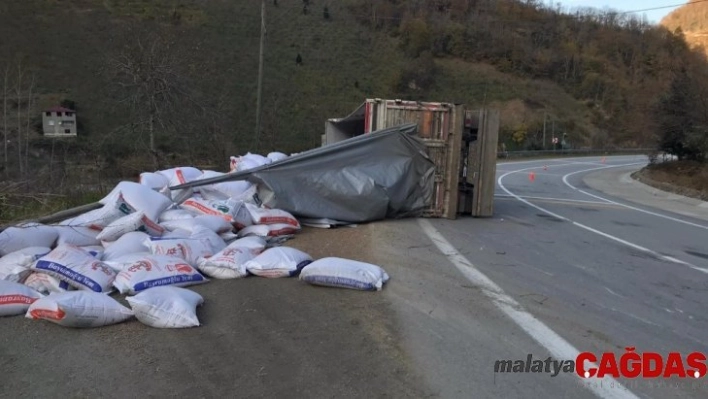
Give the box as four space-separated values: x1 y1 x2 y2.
323 98 499 219
172 99 499 224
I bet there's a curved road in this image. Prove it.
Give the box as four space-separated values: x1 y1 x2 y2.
415 155 708 399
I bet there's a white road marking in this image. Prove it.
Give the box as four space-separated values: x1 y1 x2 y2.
524 264 554 277
611 308 661 327
417 218 638 399
498 165 708 275
494 194 608 205
496 156 643 167
562 166 708 232
604 287 625 298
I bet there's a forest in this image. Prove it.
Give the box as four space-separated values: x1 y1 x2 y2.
0 0 706 196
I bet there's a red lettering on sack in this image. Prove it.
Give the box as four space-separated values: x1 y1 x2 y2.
128 260 152 273
141 215 165 235
0 295 37 305
259 216 298 226
176 169 186 184
168 263 193 274
91 261 113 276
30 308 66 321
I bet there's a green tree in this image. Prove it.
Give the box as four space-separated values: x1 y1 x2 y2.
399 18 431 57
656 66 701 160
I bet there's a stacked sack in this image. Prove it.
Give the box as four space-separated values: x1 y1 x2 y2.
0 154 390 330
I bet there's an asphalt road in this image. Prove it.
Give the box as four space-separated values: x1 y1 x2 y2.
411 155 708 399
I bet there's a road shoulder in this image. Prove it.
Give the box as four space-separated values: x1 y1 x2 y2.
582 164 708 223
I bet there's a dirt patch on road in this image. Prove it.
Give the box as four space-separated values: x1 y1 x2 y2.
632 160 708 201
1 225 431 398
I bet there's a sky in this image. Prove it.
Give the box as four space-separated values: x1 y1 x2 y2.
555 0 688 24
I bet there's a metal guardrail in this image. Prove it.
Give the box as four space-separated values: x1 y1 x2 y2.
497 148 654 159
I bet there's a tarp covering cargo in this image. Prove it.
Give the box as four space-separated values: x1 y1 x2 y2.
171 123 435 223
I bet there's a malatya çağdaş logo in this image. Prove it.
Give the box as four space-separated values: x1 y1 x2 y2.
494 348 707 379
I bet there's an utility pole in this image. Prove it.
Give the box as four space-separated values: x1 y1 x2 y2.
254 0 266 149
542 110 547 150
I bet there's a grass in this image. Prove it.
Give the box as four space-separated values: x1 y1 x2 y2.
635 160 708 201
0 190 104 225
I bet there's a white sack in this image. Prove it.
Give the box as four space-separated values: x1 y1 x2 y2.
164 168 198 204
196 171 254 201
219 231 239 242
244 203 300 227
23 272 74 295
160 215 233 234
126 286 203 328
80 246 105 259
0 247 51 283
113 255 208 294
0 223 58 256
159 184 193 205
101 232 149 262
54 226 101 247
60 197 131 230
157 167 203 183
139 172 169 190
99 182 173 222
244 247 312 278
144 226 225 266
230 152 271 173
267 152 288 162
237 223 300 238
161 229 193 239
96 211 164 241
0 280 43 317
299 257 390 291
159 209 195 222
229 183 259 206
31 245 117 293
181 198 241 223
25 291 133 328
103 252 153 273
197 236 267 279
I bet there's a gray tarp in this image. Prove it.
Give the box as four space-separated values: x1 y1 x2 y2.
171 123 435 223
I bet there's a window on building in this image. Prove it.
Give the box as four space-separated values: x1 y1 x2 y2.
48 121 55 126
45 111 51 116
64 129 71 134
65 112 73 117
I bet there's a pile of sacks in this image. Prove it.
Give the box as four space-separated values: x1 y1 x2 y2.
0 154 389 329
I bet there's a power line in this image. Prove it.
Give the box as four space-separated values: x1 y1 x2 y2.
617 0 708 15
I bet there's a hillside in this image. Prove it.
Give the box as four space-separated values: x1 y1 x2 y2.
0 0 706 192
662 1 708 54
